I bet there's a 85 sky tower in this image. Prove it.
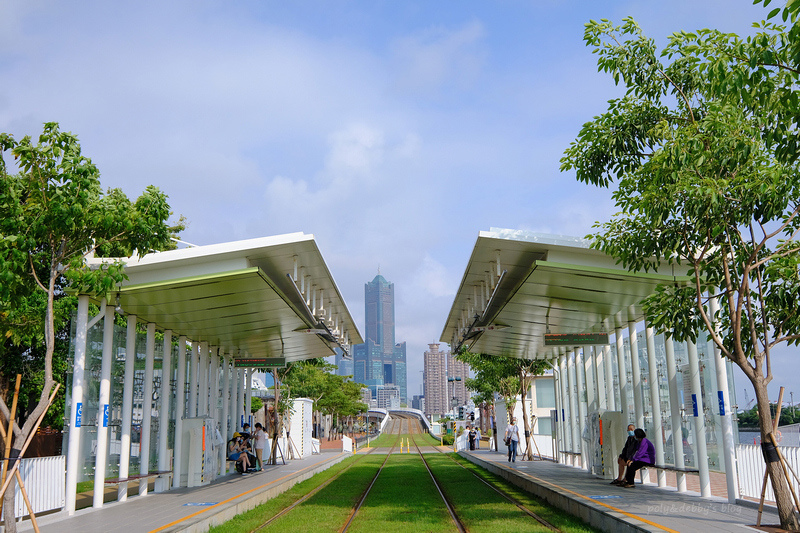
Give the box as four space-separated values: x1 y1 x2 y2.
352 273 407 404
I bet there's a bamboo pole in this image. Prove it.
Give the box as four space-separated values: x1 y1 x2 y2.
757 387 785 527
2 375 22 489
768 432 800 515
0 417 39 532
0 384 61 504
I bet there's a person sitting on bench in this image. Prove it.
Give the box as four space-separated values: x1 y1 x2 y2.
227 432 251 474
620 428 655 488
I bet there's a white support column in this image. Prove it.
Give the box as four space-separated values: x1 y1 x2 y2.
575 349 588 470
156 330 172 492
665 335 687 492
211 347 220 423
628 321 644 429
199 342 209 416
119 315 137 502
584 346 597 414
245 368 253 428
173 336 187 489
66 294 90 515
568 351 580 467
221 354 231 471
709 296 739 502
593 345 607 410
558 354 569 463
687 339 711 497
139 322 156 496
552 367 561 462
188 343 198 418
239 369 246 429
615 327 630 424
93 301 115 508
230 358 239 433
603 344 616 411
645 322 666 487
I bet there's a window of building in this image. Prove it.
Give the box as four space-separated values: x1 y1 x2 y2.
535 378 556 408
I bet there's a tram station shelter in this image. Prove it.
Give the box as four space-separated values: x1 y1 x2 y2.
440 228 741 503
63 232 362 515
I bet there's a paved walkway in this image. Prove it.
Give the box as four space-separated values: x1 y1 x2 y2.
462 449 783 533
15 451 349 533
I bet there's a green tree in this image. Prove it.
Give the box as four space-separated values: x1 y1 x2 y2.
0 123 177 529
456 349 547 460
560 7 800 528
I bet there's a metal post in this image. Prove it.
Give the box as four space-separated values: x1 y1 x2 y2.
709 297 739 503
628 321 644 429
119 314 137 502
585 346 598 413
665 334 687 491
645 322 666 487
65 294 90 515
593 345 607 410
221 354 231 471
616 326 630 425
552 367 562 463
139 322 156 496
559 353 571 462
156 330 172 492
172 336 187 489
245 367 253 427
198 342 209 416
603 344 615 411
188 343 198 418
93 300 115 508
687 339 711 497
575 349 588 470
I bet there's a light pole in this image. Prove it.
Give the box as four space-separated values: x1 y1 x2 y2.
448 376 462 418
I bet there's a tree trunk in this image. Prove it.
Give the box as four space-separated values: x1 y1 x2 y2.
754 377 800 531
519 372 534 460
3 474 17 533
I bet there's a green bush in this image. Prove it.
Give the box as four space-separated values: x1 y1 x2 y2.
442 434 455 446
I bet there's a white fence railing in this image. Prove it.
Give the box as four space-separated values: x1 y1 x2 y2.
13 455 65 518
737 444 800 502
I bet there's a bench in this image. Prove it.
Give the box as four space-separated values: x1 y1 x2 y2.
650 464 699 474
104 470 173 485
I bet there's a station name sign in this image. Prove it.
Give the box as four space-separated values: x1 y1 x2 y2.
544 333 609 346
234 357 286 368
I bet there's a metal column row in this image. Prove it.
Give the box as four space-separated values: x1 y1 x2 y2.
64 296 253 514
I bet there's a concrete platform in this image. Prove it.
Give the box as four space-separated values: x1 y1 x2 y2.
461 449 782 533
15 451 350 533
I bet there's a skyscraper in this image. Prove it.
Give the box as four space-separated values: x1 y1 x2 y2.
423 343 468 419
352 274 407 404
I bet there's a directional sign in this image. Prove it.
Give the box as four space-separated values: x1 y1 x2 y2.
544 333 609 346
234 357 286 368
76 402 82 428
103 404 109 428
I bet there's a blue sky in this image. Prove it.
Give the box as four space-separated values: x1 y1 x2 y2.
1 1 796 412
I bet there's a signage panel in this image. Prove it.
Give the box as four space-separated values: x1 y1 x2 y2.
233 357 286 368
544 333 609 346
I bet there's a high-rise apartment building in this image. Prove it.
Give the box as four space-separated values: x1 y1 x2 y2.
352 274 407 404
423 343 468 419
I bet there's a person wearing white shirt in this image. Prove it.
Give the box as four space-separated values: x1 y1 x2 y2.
505 417 520 462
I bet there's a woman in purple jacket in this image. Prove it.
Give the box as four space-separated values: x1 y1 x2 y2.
621 428 655 488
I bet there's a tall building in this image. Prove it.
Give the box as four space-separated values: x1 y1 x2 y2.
334 347 353 377
352 273 407 403
423 343 468 419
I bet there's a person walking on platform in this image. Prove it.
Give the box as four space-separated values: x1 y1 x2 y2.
505 417 520 462
475 426 481 449
468 426 477 450
253 422 266 471
611 424 638 485
620 428 655 488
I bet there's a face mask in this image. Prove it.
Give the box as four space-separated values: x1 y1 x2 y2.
628 430 635 436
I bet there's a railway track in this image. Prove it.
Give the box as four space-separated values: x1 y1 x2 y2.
248 414 561 533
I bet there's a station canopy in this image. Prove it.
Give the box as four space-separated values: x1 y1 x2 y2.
440 228 691 361
87 232 362 364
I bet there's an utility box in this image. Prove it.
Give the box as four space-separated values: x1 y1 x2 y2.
586 410 624 479
180 417 219 487
288 398 313 458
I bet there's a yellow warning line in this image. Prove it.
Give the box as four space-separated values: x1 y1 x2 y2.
483 457 679 533
149 452 347 533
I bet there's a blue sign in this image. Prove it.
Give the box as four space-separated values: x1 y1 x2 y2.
76 402 82 427
103 404 109 428
718 391 725 416
183 502 218 507
590 495 623 499
692 394 699 417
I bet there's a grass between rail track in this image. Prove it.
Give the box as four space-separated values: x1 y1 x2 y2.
434 453 600 533
207 451 383 533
